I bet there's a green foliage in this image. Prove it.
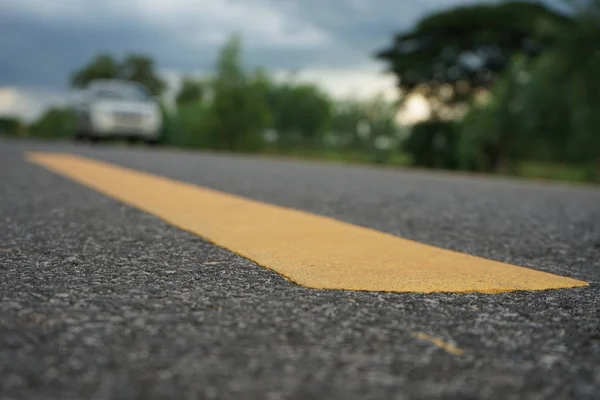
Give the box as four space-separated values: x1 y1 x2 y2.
403 121 459 169
375 1 571 116
516 54 570 161
176 77 204 107
0 117 24 136
159 34 402 163
456 102 500 172
28 108 76 139
71 54 120 88
331 97 400 149
162 35 339 153
70 53 165 95
457 55 529 172
119 54 166 96
159 103 183 146
37 2 598 184
457 0 600 179
329 101 365 148
268 81 333 146
553 0 600 168
173 101 213 148
361 96 401 139
204 36 272 152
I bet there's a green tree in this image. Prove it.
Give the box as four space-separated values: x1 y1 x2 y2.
328 96 401 164
375 1 571 120
28 108 76 139
119 54 166 96
70 54 120 88
176 77 204 107
169 102 212 148
520 0 600 177
331 97 399 148
458 55 530 172
516 52 572 163
70 53 165 96
404 121 459 169
0 117 24 136
267 81 333 149
458 0 600 177
205 34 272 152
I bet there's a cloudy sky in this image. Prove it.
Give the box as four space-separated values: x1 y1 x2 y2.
1 0 496 119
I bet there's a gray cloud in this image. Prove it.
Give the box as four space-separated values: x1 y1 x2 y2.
2 0 560 91
0 11 216 88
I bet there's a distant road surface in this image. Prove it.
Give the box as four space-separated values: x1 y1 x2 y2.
1 138 599 400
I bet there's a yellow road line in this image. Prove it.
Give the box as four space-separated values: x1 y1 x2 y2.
26 152 589 294
412 332 465 356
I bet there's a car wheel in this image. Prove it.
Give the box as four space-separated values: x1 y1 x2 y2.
145 138 159 146
74 132 84 142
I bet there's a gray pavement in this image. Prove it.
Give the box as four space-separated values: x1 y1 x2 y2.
1 138 599 400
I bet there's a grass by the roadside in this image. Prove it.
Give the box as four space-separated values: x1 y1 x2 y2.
263 147 413 167
512 161 599 184
264 147 599 185
5 135 598 185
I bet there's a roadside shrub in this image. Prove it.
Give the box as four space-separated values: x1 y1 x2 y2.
403 121 459 169
0 117 23 136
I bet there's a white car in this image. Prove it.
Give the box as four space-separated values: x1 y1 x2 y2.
75 80 163 144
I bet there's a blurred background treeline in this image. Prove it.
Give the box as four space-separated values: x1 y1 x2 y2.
1 0 599 183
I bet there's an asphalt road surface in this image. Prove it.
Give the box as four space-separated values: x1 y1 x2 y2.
1 138 599 400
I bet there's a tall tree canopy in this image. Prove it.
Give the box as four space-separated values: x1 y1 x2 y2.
267 82 332 143
456 0 600 173
206 34 272 151
375 1 572 118
119 54 166 96
0 117 24 137
70 53 165 96
70 54 120 88
28 108 76 139
176 77 205 107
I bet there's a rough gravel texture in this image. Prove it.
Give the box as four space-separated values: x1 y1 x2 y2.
1 139 599 400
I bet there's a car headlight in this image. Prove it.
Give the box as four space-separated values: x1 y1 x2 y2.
146 111 161 123
93 110 112 121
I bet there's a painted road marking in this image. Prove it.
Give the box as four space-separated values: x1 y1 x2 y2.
412 333 465 356
27 152 589 294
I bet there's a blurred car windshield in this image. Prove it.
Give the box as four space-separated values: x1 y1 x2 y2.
91 85 151 101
